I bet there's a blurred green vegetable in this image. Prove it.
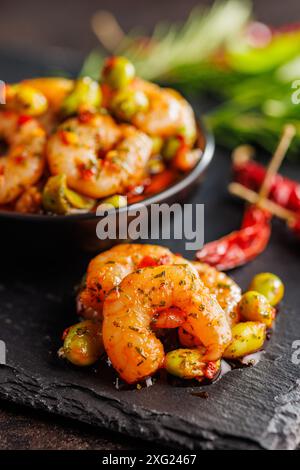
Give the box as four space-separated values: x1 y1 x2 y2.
80 0 300 159
81 0 252 81
61 77 101 116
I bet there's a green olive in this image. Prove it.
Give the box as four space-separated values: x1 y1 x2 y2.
151 136 164 155
147 157 165 175
102 56 135 89
42 174 95 214
223 322 266 359
248 272 284 307
61 77 102 116
7 84 48 116
238 291 275 327
162 137 181 161
60 320 104 367
165 348 220 380
65 187 95 210
111 89 149 121
98 194 128 210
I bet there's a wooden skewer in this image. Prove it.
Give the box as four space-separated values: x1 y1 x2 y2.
228 182 297 223
92 10 125 52
229 124 297 227
258 124 296 201
231 145 256 166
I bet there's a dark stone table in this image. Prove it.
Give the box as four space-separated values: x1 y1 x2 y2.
0 0 299 451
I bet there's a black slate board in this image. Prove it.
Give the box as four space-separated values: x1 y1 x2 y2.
0 50 300 450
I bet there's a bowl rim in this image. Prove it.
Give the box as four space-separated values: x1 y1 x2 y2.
0 119 214 223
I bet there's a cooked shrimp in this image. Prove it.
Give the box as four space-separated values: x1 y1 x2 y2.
130 79 197 145
22 77 74 112
178 262 241 348
192 261 241 325
0 112 46 205
78 244 189 319
47 114 152 199
103 264 232 383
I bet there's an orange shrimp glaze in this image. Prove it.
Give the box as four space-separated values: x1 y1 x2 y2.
102 264 232 384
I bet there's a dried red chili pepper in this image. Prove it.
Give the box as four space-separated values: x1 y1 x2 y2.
196 205 271 271
233 159 300 213
289 217 300 238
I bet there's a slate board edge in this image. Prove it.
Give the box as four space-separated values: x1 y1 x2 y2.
0 364 293 451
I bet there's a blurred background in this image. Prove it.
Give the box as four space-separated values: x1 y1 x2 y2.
0 0 298 57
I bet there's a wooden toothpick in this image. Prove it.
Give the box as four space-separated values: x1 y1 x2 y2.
92 11 125 52
258 124 296 201
228 182 297 224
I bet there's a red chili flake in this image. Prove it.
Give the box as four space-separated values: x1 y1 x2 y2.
137 254 171 269
102 159 119 171
14 154 26 164
17 115 33 126
78 111 94 124
59 130 69 145
138 256 158 268
78 163 96 181
0 165 4 176
205 361 219 380
59 130 78 146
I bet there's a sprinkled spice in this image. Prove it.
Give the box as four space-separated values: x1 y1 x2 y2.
154 271 166 279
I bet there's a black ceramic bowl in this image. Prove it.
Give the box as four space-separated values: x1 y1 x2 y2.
0 121 214 254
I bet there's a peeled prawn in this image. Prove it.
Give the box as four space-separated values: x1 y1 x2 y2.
130 79 197 145
192 261 241 325
103 264 232 383
78 243 189 319
47 114 152 199
0 112 46 205
178 261 241 348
